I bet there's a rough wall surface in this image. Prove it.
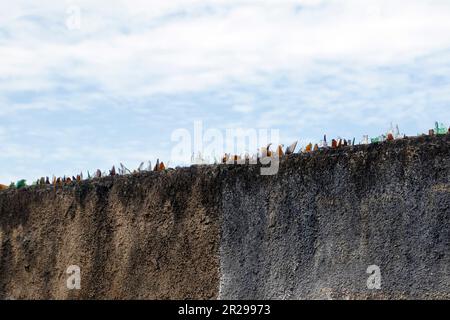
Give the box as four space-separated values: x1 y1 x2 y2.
0 167 221 299
0 135 449 299
219 135 449 299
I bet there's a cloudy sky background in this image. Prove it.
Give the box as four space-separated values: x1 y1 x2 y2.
1 0 450 183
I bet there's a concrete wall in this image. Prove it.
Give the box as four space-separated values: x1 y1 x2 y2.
219 135 449 299
0 167 221 299
0 135 449 299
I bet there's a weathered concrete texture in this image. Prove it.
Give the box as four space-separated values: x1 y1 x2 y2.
0 167 221 299
0 135 449 300
219 135 450 300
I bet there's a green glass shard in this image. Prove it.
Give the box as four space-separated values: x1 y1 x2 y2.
16 179 27 189
435 122 447 135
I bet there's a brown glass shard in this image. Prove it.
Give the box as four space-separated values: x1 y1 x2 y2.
277 145 284 157
332 139 337 149
305 143 312 152
154 159 160 171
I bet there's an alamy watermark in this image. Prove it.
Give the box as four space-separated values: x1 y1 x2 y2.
170 121 281 175
66 5 82 30
366 265 382 290
66 265 81 290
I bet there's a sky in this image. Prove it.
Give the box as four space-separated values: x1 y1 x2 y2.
1 0 450 183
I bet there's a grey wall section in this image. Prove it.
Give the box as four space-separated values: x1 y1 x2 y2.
0 135 449 299
219 135 449 299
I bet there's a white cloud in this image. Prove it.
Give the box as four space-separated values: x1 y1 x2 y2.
2 0 450 103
